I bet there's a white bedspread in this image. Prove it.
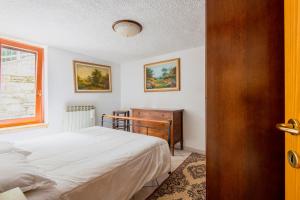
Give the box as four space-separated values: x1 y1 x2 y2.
13 126 171 200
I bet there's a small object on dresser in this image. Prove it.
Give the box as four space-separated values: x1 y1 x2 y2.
112 110 130 131
0 188 27 200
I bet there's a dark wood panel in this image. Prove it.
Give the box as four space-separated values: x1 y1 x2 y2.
206 1 285 200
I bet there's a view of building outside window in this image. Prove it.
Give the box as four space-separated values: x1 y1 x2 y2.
0 47 37 120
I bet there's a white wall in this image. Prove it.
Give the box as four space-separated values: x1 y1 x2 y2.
47 47 121 131
0 46 121 140
120 47 205 151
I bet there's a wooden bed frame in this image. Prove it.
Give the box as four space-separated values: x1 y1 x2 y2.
101 114 173 154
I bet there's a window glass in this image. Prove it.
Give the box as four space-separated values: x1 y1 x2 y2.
0 46 37 120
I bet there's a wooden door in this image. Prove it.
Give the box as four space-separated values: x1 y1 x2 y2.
283 0 300 199
206 0 285 199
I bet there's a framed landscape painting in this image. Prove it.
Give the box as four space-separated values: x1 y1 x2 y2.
73 61 112 93
144 58 180 92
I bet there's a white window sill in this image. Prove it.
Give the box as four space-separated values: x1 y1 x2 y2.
0 123 48 133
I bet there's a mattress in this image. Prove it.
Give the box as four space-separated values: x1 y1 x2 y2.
13 126 171 200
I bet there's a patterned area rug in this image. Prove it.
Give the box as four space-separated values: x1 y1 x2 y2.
147 153 206 200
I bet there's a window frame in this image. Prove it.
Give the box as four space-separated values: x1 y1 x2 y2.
0 38 44 128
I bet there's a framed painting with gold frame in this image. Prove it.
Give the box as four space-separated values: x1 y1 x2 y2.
73 60 112 93
144 58 180 92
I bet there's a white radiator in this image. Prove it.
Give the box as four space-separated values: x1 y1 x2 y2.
63 105 96 131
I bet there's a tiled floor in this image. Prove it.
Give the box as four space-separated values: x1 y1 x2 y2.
131 150 192 200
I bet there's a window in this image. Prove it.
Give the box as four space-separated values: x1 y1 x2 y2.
0 38 44 128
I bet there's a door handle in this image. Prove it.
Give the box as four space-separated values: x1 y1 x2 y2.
276 119 300 135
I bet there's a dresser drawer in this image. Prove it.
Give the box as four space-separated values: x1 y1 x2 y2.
132 123 168 141
133 110 171 120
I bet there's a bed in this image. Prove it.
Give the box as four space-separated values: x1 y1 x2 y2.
13 126 171 200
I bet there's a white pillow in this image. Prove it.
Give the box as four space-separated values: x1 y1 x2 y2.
0 151 56 193
0 141 31 156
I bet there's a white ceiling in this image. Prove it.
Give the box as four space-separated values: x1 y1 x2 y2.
0 0 205 63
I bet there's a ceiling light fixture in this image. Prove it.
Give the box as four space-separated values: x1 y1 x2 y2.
112 20 143 37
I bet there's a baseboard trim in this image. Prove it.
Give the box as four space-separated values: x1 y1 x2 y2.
183 146 206 155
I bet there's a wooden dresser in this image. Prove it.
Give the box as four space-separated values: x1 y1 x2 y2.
131 108 183 156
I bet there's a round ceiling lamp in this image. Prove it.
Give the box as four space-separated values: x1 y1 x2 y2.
112 20 143 37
